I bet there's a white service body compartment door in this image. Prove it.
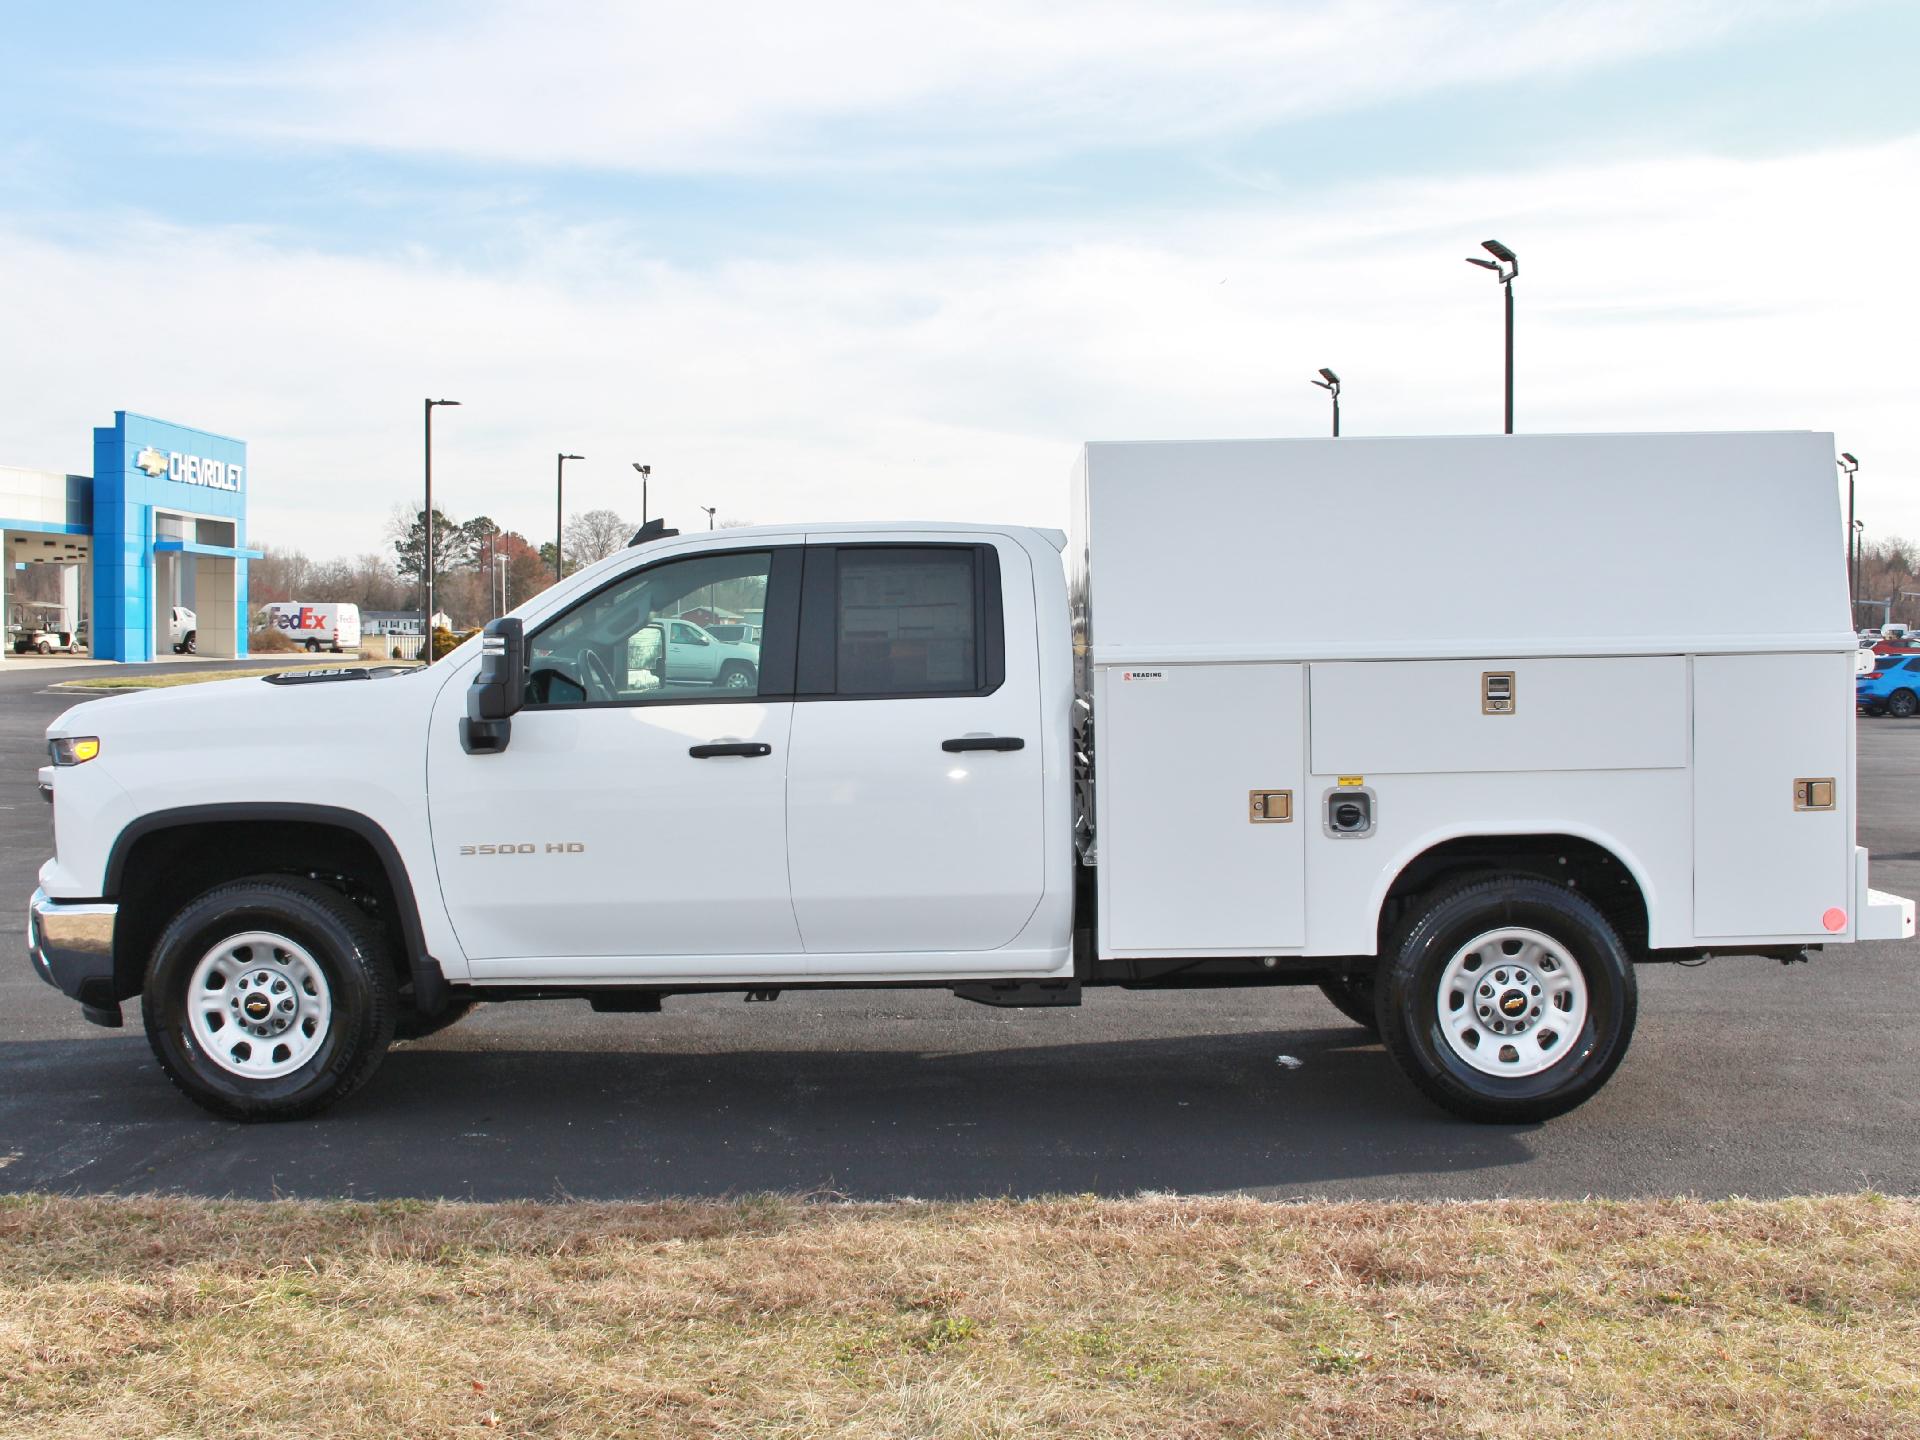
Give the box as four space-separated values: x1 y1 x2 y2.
1098 663 1306 953
1693 652 1852 938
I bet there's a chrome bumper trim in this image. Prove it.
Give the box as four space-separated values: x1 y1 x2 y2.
28 886 117 998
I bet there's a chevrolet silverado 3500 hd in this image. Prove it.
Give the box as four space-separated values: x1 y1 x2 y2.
28 433 1914 1122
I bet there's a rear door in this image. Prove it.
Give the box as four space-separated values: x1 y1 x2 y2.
784 536 1047 959
1694 652 1852 938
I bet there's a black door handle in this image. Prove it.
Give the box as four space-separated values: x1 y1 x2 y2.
941 736 1025 753
689 742 773 759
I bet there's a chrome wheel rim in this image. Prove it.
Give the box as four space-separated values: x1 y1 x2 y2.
186 931 332 1080
1435 927 1588 1078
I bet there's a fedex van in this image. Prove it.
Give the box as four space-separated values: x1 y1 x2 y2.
264 602 361 654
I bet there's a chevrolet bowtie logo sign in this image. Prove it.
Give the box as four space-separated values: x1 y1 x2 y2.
131 444 243 492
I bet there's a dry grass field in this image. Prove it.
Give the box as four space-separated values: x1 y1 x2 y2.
2 1192 1917 1438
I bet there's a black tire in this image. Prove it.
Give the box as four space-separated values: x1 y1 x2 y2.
35 639 51 654
393 997 475 1041
1378 876 1637 1124
1889 689 1918 719
141 876 398 1121
304 638 320 654
1318 975 1379 1035
717 661 756 692
183 632 197 655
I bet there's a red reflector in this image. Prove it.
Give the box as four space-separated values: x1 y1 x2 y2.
1868 671 1884 679
1823 907 1847 933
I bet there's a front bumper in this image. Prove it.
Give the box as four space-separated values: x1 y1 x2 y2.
27 887 122 1027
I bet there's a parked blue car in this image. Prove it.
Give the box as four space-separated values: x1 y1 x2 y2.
1857 654 1920 716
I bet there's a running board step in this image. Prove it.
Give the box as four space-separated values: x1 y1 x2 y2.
951 979 1082 1008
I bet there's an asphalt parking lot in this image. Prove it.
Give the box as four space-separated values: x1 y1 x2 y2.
1 661 1914 1201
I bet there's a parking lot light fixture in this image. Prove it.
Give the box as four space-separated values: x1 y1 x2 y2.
1464 239 1518 434
555 453 583 580
424 400 460 644
633 462 651 523
701 505 716 531
1311 368 1341 437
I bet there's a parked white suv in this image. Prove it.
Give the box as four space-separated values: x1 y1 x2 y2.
169 607 196 655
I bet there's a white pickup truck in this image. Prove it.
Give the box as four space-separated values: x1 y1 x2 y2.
28 433 1913 1123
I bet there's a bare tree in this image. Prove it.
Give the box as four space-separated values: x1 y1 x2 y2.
564 508 632 569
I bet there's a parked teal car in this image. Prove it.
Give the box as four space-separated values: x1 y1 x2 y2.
1858 654 1920 717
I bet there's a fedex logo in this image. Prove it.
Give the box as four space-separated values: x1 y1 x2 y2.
273 607 328 631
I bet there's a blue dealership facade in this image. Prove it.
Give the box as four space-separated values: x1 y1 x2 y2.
1 412 258 660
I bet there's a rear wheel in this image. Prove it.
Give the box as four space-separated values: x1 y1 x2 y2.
718 661 756 692
1317 975 1379 1035
1378 876 1636 1123
142 877 397 1120
1889 689 1918 718
304 638 321 653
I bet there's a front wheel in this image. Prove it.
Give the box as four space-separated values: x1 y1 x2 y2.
1889 689 1918 718
1378 876 1636 1123
717 661 756 692
141 877 397 1120
304 638 320 654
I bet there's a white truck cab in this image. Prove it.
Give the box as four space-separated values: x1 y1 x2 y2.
27 433 1914 1124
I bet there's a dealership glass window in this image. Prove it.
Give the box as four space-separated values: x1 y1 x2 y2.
525 551 774 707
835 548 979 696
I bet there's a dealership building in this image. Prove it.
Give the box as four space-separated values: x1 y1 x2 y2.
0 412 257 661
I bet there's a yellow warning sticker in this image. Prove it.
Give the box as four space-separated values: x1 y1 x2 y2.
1337 776 1365 788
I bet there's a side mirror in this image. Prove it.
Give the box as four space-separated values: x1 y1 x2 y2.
461 617 525 755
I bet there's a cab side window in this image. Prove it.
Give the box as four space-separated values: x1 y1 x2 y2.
798 544 1004 698
524 549 795 707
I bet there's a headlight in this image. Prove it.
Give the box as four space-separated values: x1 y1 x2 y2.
49 736 100 766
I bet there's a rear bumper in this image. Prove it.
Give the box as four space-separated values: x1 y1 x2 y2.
1856 848 1916 942
27 887 122 1026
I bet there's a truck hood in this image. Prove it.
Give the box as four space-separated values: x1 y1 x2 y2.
46 663 459 778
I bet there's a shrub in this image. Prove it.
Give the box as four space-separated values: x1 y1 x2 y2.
249 627 299 654
430 627 478 661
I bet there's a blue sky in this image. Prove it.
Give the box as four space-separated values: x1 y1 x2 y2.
2 1 1916 555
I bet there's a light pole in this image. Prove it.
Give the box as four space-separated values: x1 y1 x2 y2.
633 462 651 524
1839 452 1860 611
701 505 716 530
494 553 509 617
423 399 460 639
555 452 583 580
1311 368 1341 437
1464 239 1517 434
1854 518 1866 628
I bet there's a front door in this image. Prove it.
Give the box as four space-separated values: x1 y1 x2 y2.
427 544 804 979
784 537 1048 960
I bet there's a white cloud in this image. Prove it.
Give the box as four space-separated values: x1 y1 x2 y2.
0 134 1913 563
153 0 1828 172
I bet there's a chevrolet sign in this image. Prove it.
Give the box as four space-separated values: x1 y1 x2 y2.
135 446 243 492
